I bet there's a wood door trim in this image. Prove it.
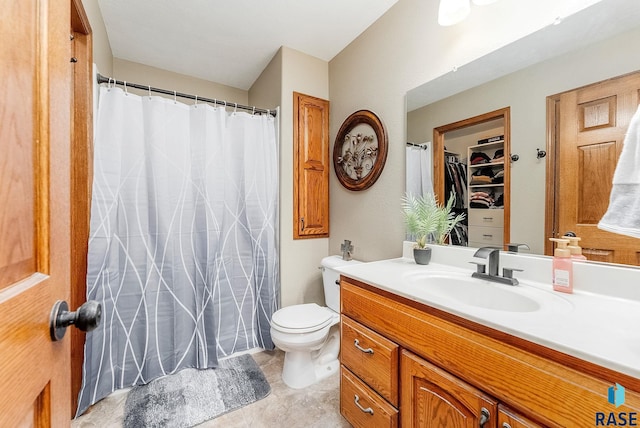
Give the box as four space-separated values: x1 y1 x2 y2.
71 0 92 33
544 95 560 256
70 0 93 416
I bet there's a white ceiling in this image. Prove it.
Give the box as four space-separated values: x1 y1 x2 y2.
407 0 640 110
98 0 398 90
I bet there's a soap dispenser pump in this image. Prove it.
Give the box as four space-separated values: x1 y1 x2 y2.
563 235 587 261
549 238 573 294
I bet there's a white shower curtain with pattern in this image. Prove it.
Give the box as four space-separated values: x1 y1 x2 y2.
77 86 279 415
406 144 433 198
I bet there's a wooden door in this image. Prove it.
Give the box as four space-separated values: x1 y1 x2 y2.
400 350 497 428
551 71 640 265
0 0 72 426
293 92 330 239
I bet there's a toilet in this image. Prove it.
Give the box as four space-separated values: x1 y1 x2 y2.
270 255 361 389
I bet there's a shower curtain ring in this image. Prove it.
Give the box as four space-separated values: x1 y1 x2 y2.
124 81 128 95
107 77 113 90
148 85 152 99
234 103 238 114
194 95 198 107
252 106 256 115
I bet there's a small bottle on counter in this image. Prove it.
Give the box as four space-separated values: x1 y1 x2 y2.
549 238 573 294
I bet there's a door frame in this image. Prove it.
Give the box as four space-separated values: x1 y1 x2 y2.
432 107 511 246
70 0 93 416
545 95 560 256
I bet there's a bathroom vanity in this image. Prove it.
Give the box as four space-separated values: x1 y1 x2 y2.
337 246 640 427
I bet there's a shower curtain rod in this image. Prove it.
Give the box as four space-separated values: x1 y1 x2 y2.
406 142 428 149
96 73 277 117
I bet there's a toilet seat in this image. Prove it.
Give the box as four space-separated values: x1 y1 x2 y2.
271 303 335 334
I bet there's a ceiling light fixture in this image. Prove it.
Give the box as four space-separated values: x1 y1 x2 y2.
438 0 471 26
438 0 499 26
471 0 499 5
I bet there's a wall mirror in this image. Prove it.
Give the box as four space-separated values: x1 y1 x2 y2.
406 0 640 266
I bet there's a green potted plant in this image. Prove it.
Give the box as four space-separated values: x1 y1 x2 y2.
402 192 466 265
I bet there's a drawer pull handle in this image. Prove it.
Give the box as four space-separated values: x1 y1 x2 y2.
502 423 512 428
482 217 493 221
479 407 490 427
354 394 374 415
482 234 493 238
354 339 374 354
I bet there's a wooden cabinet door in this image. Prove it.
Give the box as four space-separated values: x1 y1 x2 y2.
401 349 497 428
498 405 544 428
0 0 72 425
293 92 330 238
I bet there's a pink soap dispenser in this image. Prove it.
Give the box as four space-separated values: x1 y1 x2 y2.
549 238 573 294
563 235 587 261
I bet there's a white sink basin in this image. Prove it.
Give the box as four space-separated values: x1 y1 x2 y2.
403 271 565 313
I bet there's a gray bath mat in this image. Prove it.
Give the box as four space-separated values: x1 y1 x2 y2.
123 354 270 427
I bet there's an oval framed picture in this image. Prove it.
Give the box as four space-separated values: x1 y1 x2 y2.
333 110 388 191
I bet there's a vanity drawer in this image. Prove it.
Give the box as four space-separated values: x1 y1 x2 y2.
340 366 398 428
468 209 504 228
341 315 399 406
469 226 503 247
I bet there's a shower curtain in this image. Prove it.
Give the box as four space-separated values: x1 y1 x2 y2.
405 144 433 199
77 86 279 415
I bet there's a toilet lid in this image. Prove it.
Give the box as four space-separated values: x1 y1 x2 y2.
271 303 334 333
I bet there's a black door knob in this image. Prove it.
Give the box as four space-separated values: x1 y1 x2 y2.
49 300 102 341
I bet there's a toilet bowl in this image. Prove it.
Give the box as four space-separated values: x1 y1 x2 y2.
270 255 361 389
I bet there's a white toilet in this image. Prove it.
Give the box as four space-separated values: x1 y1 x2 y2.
270 255 361 389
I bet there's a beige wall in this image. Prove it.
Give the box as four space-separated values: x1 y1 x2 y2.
81 0 113 75
279 48 330 307
113 58 248 104
328 0 603 262
249 49 282 114
250 47 331 308
407 26 640 254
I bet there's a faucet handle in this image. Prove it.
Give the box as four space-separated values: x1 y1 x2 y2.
468 261 486 274
505 243 530 253
502 267 523 279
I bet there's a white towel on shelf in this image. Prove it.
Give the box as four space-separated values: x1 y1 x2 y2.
598 104 640 238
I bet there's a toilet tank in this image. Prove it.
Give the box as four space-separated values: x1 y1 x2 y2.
321 255 362 312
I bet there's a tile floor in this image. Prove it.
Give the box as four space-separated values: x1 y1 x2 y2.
72 349 351 427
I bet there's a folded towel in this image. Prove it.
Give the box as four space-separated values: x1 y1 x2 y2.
598 104 640 238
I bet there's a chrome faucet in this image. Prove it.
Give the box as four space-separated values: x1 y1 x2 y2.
341 239 353 261
470 247 522 286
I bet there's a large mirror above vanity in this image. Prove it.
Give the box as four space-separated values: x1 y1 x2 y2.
406 0 640 264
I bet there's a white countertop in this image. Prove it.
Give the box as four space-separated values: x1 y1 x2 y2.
335 248 640 380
